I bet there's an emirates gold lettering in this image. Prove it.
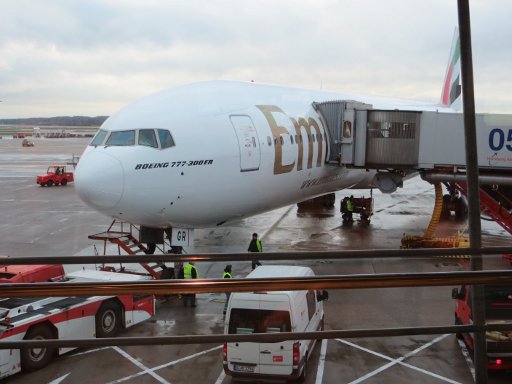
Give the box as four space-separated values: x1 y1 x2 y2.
256 105 295 175
290 117 323 170
257 105 325 175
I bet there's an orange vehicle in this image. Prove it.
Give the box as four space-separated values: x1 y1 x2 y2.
36 165 74 187
0 263 65 283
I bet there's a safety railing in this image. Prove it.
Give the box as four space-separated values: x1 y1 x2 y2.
1 248 512 351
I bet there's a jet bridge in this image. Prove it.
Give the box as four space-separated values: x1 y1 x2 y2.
314 99 512 174
314 99 512 236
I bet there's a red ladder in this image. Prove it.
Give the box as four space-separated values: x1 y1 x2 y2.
454 182 512 235
454 182 512 263
88 220 161 279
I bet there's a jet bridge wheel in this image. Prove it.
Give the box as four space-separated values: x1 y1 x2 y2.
21 323 56 372
96 301 122 337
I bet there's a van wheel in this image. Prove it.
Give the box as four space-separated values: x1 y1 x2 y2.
47 180 54 187
61 179 67 186
96 301 121 337
21 324 56 372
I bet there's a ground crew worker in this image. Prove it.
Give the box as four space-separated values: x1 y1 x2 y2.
248 233 262 270
223 264 232 315
346 195 354 222
183 261 199 307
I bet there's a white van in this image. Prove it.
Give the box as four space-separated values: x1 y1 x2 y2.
223 265 327 382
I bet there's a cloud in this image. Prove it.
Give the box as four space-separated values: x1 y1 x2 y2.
0 0 510 117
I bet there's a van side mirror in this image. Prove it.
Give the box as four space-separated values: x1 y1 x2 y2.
317 290 328 302
451 288 461 300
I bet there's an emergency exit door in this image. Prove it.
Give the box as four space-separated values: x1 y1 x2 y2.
230 115 261 172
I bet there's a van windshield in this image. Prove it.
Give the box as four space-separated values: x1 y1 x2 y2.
228 309 291 334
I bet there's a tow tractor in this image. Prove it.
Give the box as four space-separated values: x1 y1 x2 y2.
0 264 155 379
340 193 374 224
36 165 74 187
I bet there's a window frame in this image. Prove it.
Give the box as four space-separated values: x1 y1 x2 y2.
138 129 158 148
105 130 136 146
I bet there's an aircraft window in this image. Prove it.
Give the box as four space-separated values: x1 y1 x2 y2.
138 129 158 148
267 136 272 146
274 137 278 146
312 134 316 143
105 130 135 146
290 136 294 144
280 136 284 146
90 129 108 146
300 135 303 143
158 129 175 149
295 135 298 143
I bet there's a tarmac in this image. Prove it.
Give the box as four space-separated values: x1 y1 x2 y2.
1 136 511 383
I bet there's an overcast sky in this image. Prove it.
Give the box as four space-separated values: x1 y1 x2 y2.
0 0 510 118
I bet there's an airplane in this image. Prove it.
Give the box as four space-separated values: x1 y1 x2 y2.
74 31 461 247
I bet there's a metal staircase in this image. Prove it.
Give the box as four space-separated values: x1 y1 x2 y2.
454 182 512 236
451 182 512 263
88 220 162 279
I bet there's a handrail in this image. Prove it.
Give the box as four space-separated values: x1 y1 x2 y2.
2 323 512 350
2 250 511 358
2 245 512 265
1 269 512 297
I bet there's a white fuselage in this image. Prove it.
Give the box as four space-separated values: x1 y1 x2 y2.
75 80 451 228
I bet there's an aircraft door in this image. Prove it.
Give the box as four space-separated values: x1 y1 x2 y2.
230 115 261 172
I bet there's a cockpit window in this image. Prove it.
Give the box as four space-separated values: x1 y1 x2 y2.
158 129 175 149
105 130 135 146
138 129 158 148
90 129 108 146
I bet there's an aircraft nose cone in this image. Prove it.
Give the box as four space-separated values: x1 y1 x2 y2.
75 152 124 210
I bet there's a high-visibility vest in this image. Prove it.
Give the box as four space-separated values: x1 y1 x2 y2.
184 263 198 279
346 200 354 212
223 271 232 278
256 239 262 252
